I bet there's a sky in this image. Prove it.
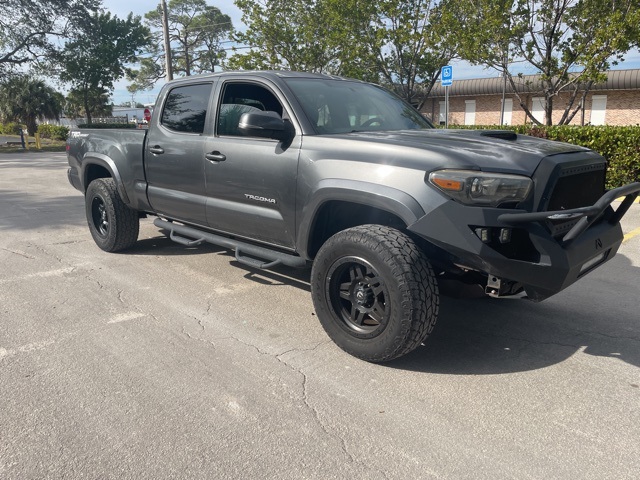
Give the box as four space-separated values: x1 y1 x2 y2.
108 0 243 105
104 0 640 106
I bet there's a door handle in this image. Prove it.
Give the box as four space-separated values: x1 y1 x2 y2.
149 145 164 155
205 151 226 162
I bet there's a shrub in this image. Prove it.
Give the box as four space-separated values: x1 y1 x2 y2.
37 124 70 141
543 126 640 188
0 122 24 135
441 124 640 188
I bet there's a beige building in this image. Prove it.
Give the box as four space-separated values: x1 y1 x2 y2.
423 69 640 126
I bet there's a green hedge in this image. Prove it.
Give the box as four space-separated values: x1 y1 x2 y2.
445 125 640 188
0 122 24 135
76 123 138 129
37 124 69 141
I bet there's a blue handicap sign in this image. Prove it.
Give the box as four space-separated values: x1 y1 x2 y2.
441 65 453 86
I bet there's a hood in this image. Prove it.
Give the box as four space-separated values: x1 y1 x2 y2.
311 129 591 176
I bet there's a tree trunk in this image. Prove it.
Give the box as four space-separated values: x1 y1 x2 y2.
545 95 553 126
184 36 191 76
505 73 541 125
26 116 38 136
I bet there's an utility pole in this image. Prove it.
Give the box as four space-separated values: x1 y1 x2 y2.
500 70 507 125
500 51 508 125
445 85 449 129
161 0 173 81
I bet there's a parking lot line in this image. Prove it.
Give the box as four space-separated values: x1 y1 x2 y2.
623 226 640 243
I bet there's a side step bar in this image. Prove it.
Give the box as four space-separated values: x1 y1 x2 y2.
154 218 307 270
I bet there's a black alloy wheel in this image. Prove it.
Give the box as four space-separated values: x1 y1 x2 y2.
311 225 439 362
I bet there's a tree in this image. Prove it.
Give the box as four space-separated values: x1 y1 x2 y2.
373 0 457 108
0 76 63 134
453 0 640 125
59 12 150 123
228 0 460 107
0 0 100 79
64 88 113 120
228 0 356 73
128 0 233 92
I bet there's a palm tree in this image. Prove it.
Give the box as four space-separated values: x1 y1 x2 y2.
0 76 63 135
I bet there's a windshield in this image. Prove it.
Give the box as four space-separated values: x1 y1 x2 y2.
285 78 433 134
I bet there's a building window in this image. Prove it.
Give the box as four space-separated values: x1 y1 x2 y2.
531 97 545 124
590 95 607 125
464 100 476 126
501 98 513 125
439 101 446 125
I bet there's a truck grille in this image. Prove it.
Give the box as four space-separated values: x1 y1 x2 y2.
547 165 606 211
545 163 606 237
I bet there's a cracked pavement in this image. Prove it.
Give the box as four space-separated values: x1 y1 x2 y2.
1 152 640 479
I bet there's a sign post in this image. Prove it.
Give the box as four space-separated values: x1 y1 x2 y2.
441 66 453 128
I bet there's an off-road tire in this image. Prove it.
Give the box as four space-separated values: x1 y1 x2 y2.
85 178 139 252
311 225 439 362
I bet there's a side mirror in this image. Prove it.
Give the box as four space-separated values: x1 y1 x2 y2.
238 111 292 142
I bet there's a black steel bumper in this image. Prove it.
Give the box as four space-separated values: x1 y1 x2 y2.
408 183 640 301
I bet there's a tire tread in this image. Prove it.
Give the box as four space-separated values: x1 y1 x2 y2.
86 178 139 252
312 225 439 362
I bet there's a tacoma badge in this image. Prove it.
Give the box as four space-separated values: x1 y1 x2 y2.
244 194 276 204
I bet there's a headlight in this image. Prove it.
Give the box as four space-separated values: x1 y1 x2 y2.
428 169 532 207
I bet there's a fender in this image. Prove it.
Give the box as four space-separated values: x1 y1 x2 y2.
297 179 425 256
81 153 130 204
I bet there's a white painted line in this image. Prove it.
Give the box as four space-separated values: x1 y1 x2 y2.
107 312 146 324
0 339 56 361
0 263 91 284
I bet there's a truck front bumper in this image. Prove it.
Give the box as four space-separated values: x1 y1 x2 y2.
408 183 640 301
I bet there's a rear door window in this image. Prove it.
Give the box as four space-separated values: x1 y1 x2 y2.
161 83 213 134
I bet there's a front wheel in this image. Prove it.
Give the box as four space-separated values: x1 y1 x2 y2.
85 178 139 252
311 225 439 362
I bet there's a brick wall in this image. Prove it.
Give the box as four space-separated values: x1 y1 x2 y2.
425 90 640 126
603 91 640 125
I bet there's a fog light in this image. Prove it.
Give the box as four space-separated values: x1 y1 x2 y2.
499 228 511 244
475 228 491 243
579 252 607 275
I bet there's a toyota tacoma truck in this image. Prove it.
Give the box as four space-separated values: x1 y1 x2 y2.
67 71 640 362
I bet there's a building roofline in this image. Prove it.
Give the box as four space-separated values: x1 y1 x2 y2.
427 68 640 97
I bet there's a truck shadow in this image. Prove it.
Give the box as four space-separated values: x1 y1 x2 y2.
127 234 228 257
128 229 313 290
390 253 640 374
128 228 640 375
234 261 312 292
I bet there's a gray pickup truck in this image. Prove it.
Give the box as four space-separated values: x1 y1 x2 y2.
67 71 640 362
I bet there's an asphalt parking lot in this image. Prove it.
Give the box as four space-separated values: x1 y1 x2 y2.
1 151 639 479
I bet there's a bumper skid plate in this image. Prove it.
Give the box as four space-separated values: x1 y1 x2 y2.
409 182 640 302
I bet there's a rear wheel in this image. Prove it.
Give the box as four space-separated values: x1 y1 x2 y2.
85 178 139 252
311 225 439 362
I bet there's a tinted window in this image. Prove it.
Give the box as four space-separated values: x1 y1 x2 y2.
285 78 432 134
217 83 284 136
161 83 212 133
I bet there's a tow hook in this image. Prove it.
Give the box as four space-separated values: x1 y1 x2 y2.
485 275 503 298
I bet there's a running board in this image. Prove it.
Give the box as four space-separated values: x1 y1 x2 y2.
154 218 307 269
